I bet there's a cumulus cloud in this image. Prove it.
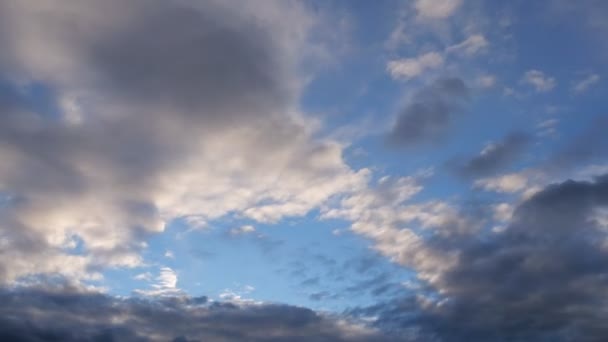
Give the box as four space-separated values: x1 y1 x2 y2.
0 0 369 284
452 132 532 178
387 52 444 80
388 77 469 146
522 69 557 92
346 175 608 341
135 267 182 297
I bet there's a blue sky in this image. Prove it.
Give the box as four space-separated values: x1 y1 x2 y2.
1 0 608 341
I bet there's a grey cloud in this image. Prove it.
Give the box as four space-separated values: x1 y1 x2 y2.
0 0 366 283
451 131 532 178
357 175 608 341
0 287 388 342
548 115 608 173
388 77 469 146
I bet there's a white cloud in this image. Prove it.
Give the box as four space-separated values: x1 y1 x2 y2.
493 203 514 222
474 172 529 193
447 34 489 56
322 174 477 285
219 284 259 304
387 52 444 80
476 74 497 88
134 272 153 281
536 118 559 137
572 73 600 93
135 267 181 297
522 70 557 92
415 0 463 19
229 225 256 236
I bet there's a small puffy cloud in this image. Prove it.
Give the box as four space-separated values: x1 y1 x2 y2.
229 225 257 236
388 77 469 146
387 52 444 80
414 0 463 19
475 74 497 88
474 172 529 193
135 267 181 297
522 69 557 92
572 73 600 93
447 34 489 56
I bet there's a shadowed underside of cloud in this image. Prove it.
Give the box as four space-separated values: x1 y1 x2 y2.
348 175 608 341
450 131 532 178
388 77 469 147
0 287 387 342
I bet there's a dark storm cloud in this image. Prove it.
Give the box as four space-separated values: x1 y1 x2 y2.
0 287 389 342
388 77 469 146
450 131 532 178
357 175 608 341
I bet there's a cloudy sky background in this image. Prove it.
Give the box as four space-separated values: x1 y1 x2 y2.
0 0 607 341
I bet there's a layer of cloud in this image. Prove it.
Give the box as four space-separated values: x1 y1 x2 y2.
0 286 386 342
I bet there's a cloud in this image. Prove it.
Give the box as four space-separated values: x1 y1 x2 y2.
475 74 497 88
388 77 469 146
547 115 608 173
474 172 530 193
0 286 386 342
229 225 256 236
572 73 600 93
522 69 557 92
536 118 559 137
0 0 369 283
414 0 463 19
387 52 444 80
135 267 182 297
346 175 608 341
453 132 532 178
446 34 489 56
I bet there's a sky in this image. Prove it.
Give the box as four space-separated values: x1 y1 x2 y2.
0 0 607 341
